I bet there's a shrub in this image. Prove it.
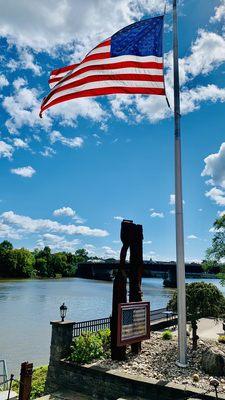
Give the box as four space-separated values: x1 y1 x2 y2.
69 330 109 364
218 335 225 343
162 330 173 340
12 366 48 400
97 328 111 354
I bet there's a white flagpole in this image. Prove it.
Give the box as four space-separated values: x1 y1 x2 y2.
173 0 187 366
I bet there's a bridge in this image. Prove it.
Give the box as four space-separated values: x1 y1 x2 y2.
76 261 218 287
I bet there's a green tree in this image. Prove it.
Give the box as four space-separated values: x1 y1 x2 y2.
0 246 17 277
35 258 49 277
14 248 35 277
74 249 88 264
203 215 225 282
168 282 225 350
0 240 13 251
50 253 67 276
34 246 53 277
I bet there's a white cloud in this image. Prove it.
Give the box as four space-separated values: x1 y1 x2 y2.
170 209 175 215
40 146 56 157
0 0 168 53
205 187 225 206
13 138 29 149
187 235 198 240
1 210 108 237
198 208 203 212
0 222 21 240
217 210 225 217
169 194 175 205
49 130 83 148
53 207 75 217
53 206 85 223
48 98 107 128
11 166 36 178
179 30 225 82
150 212 164 218
211 0 225 22
169 194 185 206
36 233 80 252
143 240 152 244
8 50 42 75
0 140 14 159
180 84 225 115
2 83 51 134
13 77 27 90
202 143 225 188
0 74 9 88
33 134 41 142
3 80 104 134
18 49 42 75
113 216 124 221
101 246 119 259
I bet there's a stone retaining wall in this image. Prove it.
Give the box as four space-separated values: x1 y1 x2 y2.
47 360 225 400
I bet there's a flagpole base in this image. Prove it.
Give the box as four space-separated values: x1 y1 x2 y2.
176 361 187 368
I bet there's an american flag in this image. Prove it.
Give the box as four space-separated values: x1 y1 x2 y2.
40 16 165 117
122 306 147 340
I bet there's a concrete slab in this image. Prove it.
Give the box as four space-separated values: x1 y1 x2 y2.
36 391 93 400
0 390 18 400
191 318 224 340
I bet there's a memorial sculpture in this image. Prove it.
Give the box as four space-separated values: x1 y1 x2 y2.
111 220 145 360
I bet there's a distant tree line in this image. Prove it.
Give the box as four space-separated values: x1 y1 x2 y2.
0 240 91 278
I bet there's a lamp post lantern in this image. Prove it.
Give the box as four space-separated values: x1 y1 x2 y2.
60 303 67 322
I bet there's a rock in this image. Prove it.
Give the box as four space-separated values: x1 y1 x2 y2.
192 374 200 382
209 378 220 388
202 347 225 376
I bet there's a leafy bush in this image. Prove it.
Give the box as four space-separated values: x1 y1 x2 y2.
161 330 173 340
97 328 111 354
69 329 111 364
218 335 225 343
12 366 48 400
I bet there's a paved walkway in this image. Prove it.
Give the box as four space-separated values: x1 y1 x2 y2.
38 392 93 400
37 392 136 400
190 318 224 340
0 391 17 400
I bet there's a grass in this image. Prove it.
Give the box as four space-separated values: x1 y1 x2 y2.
161 330 173 340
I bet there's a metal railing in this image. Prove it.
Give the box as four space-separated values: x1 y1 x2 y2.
72 307 173 337
150 307 168 321
0 374 14 400
0 360 8 391
73 317 110 337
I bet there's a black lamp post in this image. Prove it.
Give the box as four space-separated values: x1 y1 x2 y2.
60 303 67 322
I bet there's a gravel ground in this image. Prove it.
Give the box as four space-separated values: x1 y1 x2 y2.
96 332 225 395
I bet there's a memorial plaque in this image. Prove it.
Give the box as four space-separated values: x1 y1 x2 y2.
117 301 150 346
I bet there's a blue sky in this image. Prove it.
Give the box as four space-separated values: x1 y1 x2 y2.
0 0 225 261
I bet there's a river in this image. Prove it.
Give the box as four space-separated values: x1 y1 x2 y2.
0 277 224 376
